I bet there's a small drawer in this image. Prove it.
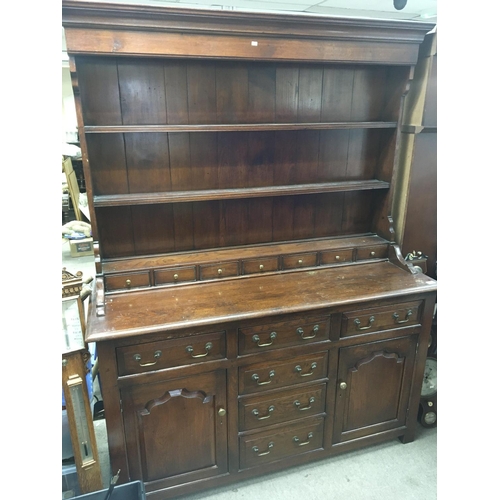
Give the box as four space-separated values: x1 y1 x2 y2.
239 416 324 470
238 316 330 355
341 301 422 338
199 261 239 280
154 266 196 285
105 272 150 292
116 331 226 376
242 257 279 275
356 245 389 261
320 248 353 265
239 383 326 431
238 352 328 395
282 252 317 270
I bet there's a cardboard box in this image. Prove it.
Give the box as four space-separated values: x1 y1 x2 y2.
69 238 93 257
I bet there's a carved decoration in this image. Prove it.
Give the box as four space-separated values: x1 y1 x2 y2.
389 243 417 274
140 388 212 416
350 350 404 374
62 267 84 298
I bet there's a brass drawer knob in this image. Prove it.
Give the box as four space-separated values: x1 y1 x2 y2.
133 350 162 367
252 370 275 385
252 331 277 347
252 405 275 420
217 268 223 275
298 259 303 265
125 279 132 288
293 432 313 446
335 255 340 260
370 251 376 256
259 264 264 270
297 325 319 340
393 310 413 324
252 442 274 456
186 342 213 358
295 362 317 377
173 273 179 281
294 397 315 411
354 316 375 331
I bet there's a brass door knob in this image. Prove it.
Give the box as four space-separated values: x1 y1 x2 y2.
340 382 347 390
218 408 227 417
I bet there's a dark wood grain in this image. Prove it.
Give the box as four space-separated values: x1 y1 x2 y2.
124 133 171 193
76 56 122 126
86 262 436 340
187 61 217 124
85 134 128 195
165 60 189 125
117 59 167 125
64 4 436 497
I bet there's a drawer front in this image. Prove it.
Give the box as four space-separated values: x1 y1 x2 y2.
282 252 317 270
320 248 353 265
238 352 328 395
341 301 423 337
242 257 279 275
239 417 324 470
200 261 239 280
239 383 327 431
154 266 196 285
116 331 226 376
356 245 389 261
238 316 330 355
105 272 150 292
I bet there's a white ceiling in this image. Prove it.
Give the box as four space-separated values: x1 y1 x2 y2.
62 0 437 57
65 0 437 20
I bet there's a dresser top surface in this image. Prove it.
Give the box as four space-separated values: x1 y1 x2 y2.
86 261 436 342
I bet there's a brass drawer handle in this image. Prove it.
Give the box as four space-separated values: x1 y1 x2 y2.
186 342 213 358
252 441 274 456
252 405 275 420
294 397 315 411
133 350 162 367
252 331 277 347
393 310 413 324
293 432 314 446
354 316 375 331
252 370 275 386
297 325 319 340
295 362 317 377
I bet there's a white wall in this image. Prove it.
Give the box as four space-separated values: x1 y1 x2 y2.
62 66 78 143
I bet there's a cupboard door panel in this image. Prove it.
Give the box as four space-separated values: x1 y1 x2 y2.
333 335 417 443
121 371 227 483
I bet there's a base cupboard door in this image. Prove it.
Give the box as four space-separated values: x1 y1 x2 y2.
120 370 228 491
333 335 417 444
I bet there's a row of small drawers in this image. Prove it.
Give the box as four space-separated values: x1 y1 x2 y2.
115 300 422 377
105 245 389 291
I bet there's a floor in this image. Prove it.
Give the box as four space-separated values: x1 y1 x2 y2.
62 241 437 500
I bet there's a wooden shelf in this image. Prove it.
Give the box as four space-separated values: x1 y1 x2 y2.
94 180 391 207
84 122 398 134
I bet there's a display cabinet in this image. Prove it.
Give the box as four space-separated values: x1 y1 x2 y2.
62 2 437 498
